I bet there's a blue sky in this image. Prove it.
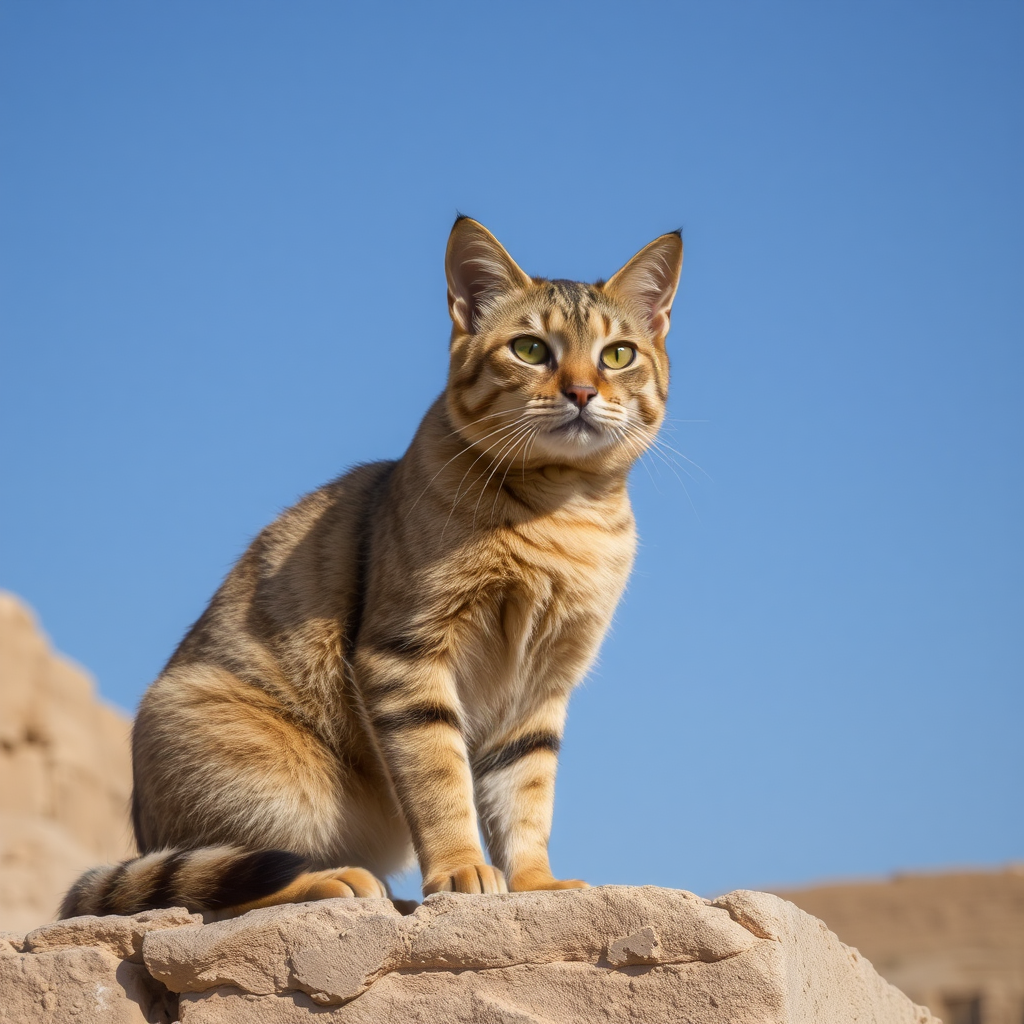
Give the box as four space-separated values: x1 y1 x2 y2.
1 2 1021 899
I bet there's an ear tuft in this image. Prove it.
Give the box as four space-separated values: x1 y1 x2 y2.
445 218 531 334
603 232 684 341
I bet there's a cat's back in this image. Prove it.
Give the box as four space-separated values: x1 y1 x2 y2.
163 459 396 694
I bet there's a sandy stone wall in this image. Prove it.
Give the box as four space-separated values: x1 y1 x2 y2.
0 592 134 933
778 869 1024 1024
0 887 937 1024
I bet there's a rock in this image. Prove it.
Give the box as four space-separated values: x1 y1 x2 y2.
0 887 939 1022
24 907 202 963
605 924 662 965
0 592 134 933
0 945 175 1024
123 887 936 1023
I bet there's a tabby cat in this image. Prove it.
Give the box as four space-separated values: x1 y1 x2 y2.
60 216 683 919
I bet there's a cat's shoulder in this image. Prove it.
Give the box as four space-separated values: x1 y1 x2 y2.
240 459 398 578
271 459 398 528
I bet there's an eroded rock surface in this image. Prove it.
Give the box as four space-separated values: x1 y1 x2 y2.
0 887 938 1023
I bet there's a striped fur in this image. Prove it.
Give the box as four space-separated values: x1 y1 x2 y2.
59 848 308 918
60 218 683 918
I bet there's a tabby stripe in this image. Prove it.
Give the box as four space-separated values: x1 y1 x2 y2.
344 463 397 650
484 335 514 358
473 732 561 777
362 678 410 700
410 761 469 792
98 860 132 914
365 632 439 660
372 702 462 734
500 481 534 509
203 849 309 911
462 384 502 419
454 358 487 393
652 366 668 402
141 850 190 911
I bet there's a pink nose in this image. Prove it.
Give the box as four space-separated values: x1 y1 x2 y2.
563 385 597 408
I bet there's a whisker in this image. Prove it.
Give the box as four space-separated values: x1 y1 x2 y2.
441 418 533 540
410 411 525 514
649 436 711 481
440 406 522 441
489 425 537 526
472 423 535 529
612 426 660 493
621 423 702 521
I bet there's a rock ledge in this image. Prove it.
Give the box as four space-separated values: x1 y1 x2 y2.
0 886 937 1023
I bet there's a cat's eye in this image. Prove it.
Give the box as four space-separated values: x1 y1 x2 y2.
511 336 550 365
600 343 636 369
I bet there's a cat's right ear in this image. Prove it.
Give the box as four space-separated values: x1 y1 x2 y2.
445 217 532 334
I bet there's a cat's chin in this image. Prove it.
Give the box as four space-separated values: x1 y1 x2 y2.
550 419 601 442
531 421 622 464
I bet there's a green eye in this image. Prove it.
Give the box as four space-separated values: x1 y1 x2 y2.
600 343 636 369
512 336 550 365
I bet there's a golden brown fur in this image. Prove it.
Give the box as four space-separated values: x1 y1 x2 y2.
59 217 683 918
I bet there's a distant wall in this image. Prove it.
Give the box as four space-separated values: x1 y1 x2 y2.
0 593 134 933
776 870 1024 1024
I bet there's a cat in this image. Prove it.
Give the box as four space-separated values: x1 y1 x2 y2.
59 216 683 919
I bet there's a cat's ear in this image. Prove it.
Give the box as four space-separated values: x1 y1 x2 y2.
603 232 683 341
445 217 532 333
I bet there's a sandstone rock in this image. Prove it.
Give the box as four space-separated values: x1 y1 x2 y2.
0 592 134 933
24 907 202 963
142 887 936 1023
0 945 174 1024
0 883 940 1022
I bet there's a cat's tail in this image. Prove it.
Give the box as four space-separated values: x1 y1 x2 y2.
58 846 308 919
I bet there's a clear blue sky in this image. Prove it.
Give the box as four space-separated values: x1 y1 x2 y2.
1 2 1021 900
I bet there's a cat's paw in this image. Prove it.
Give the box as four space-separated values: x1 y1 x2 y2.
423 864 507 895
298 866 389 900
509 870 589 892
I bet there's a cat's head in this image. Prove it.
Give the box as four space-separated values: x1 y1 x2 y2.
444 217 682 475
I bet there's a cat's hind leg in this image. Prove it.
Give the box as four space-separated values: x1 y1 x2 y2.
131 665 413 889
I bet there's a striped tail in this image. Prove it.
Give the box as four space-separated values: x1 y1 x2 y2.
58 846 308 919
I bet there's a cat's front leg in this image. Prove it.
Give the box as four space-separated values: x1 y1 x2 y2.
355 650 507 896
472 697 588 892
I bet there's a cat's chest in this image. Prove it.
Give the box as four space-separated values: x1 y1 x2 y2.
455 503 636 718
499 511 634 606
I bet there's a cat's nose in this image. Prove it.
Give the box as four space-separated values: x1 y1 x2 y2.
563 385 597 408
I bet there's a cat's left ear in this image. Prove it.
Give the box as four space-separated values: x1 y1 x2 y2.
603 232 683 341
446 217 532 334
